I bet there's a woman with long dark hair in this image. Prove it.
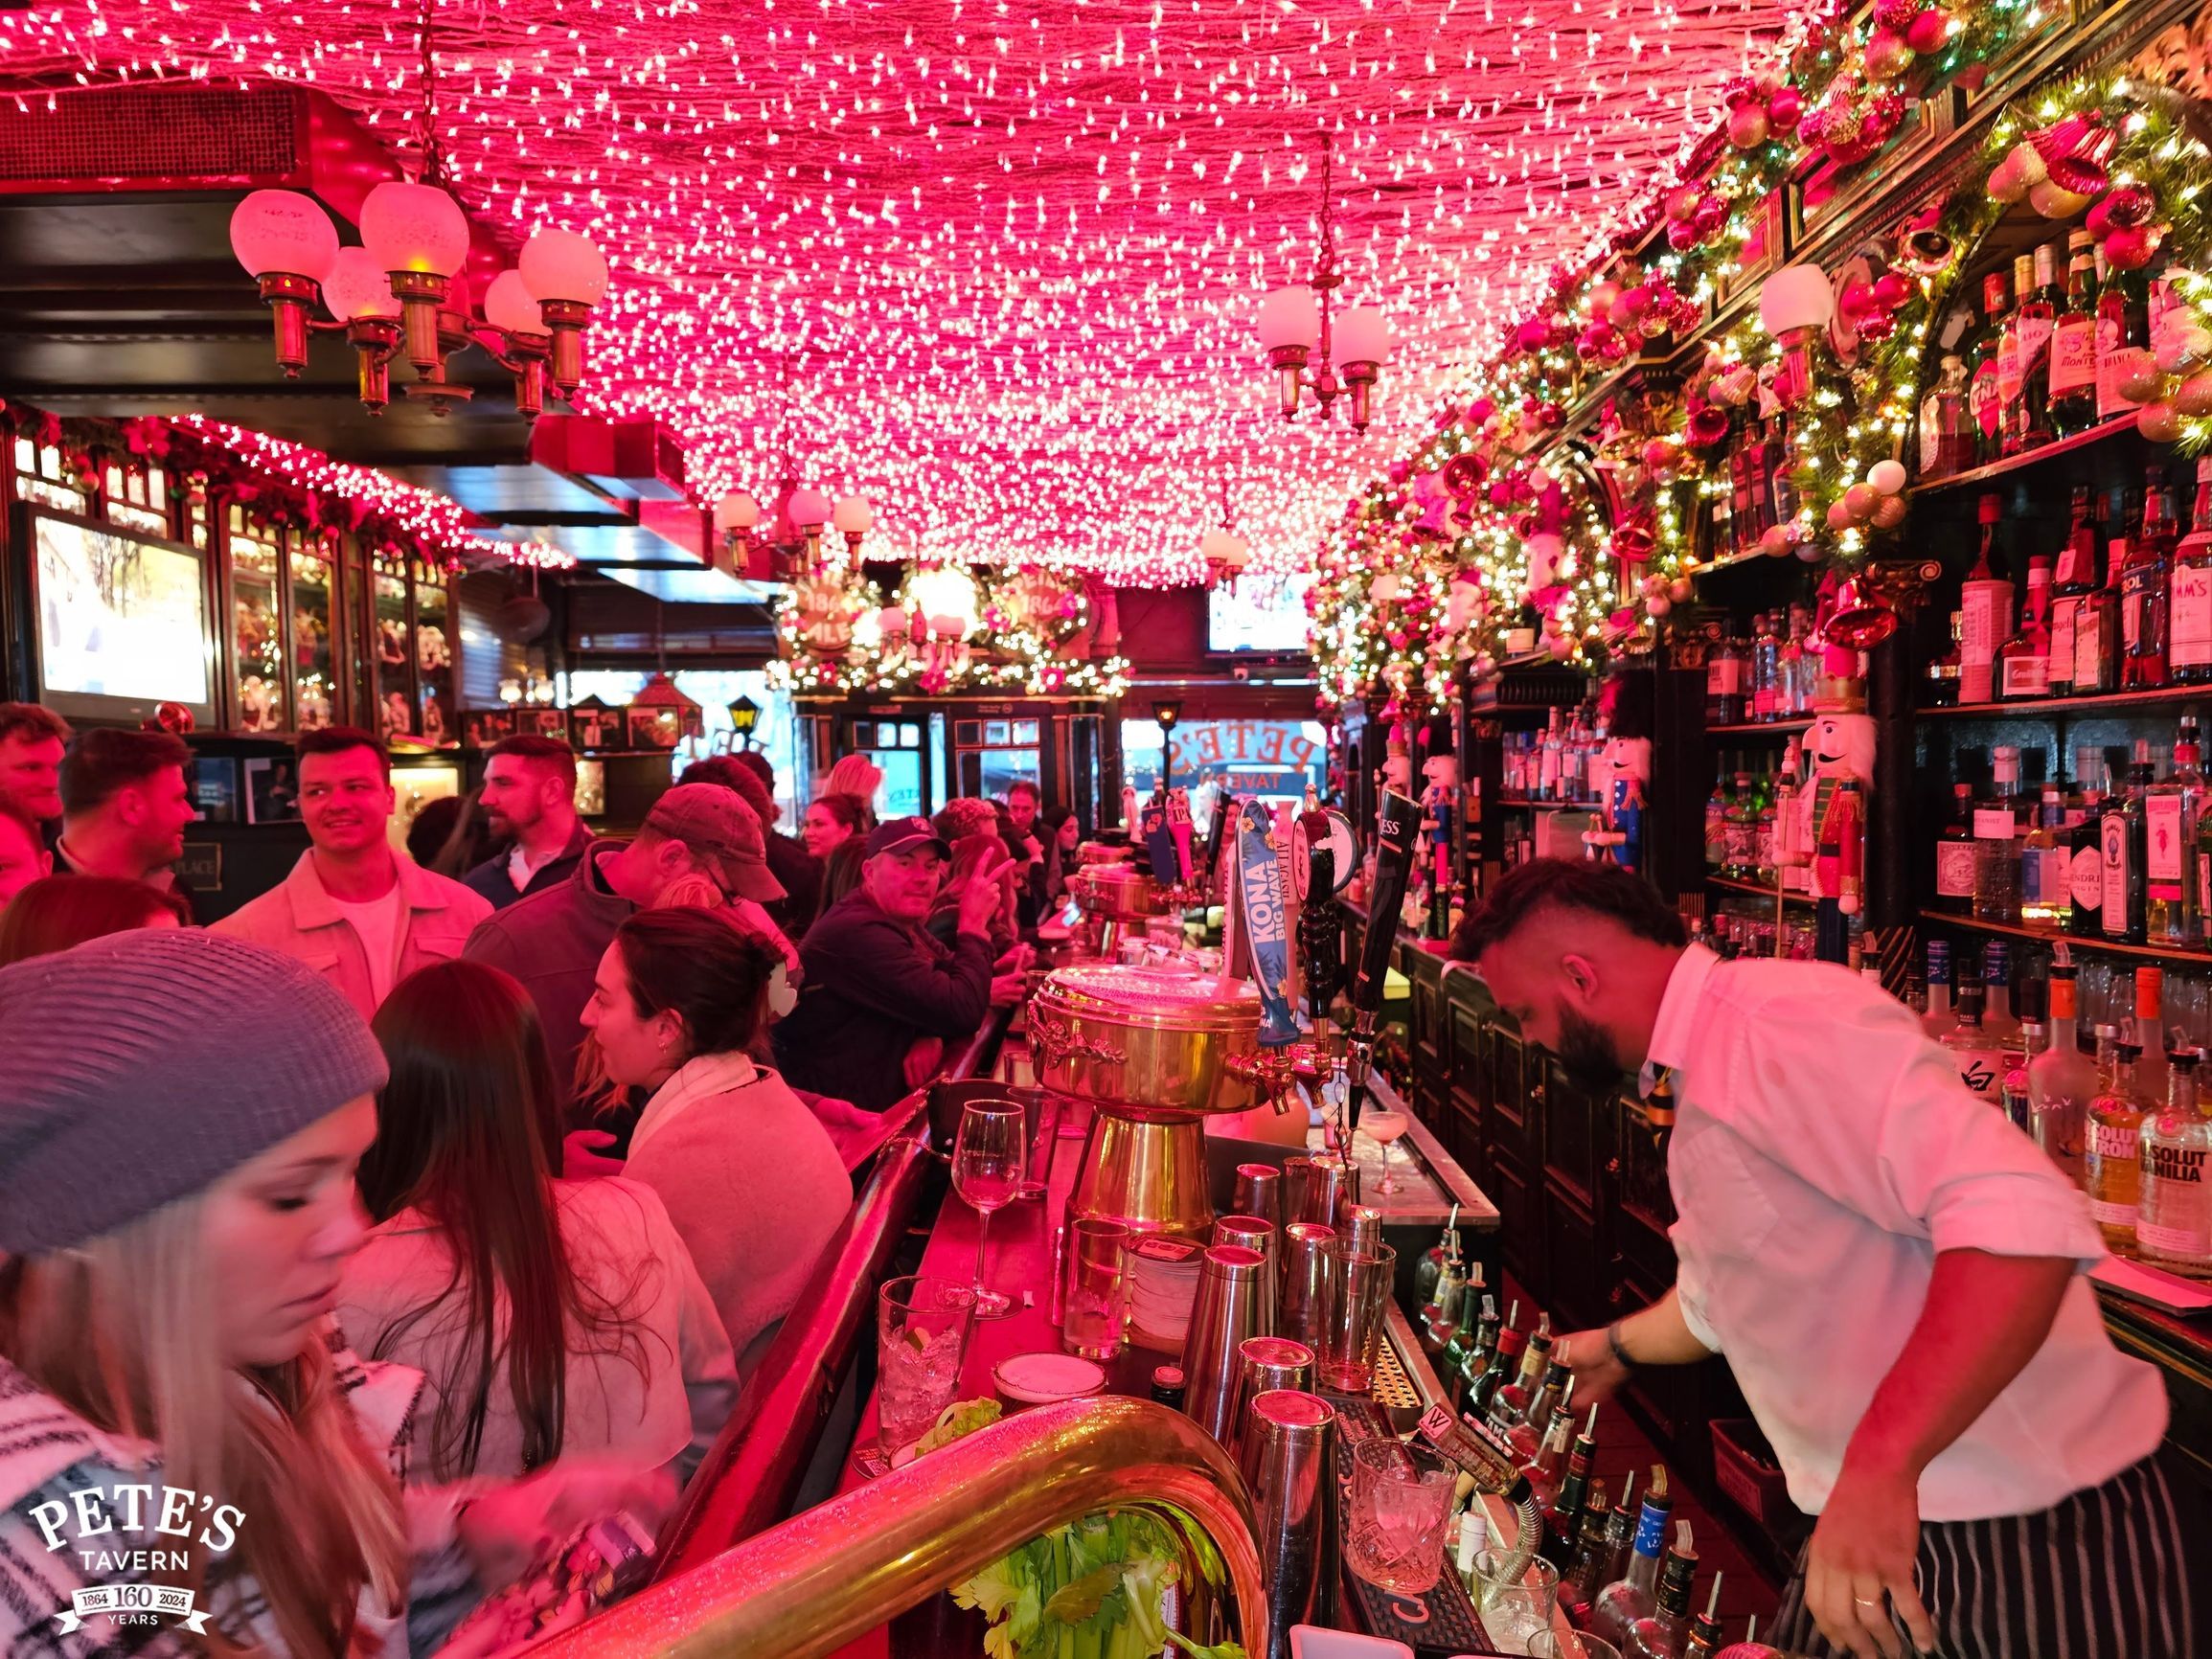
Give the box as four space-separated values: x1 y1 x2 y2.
800 790 868 932
340 960 736 1498
582 907 852 1372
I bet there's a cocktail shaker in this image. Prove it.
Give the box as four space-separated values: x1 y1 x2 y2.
1305 1155 1352 1227
1179 1244 1269 1443
1315 1241 1398 1391
1339 1202 1384 1257
1213 1215 1277 1332
1238 1388 1338 1659
1233 1335 1314 1468
1280 1156 1318 1228
1231 1162 1282 1231
1279 1221 1336 1346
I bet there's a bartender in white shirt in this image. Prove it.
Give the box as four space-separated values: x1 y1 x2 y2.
1456 858 2202 1659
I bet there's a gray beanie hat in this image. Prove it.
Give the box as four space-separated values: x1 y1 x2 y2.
0 928 389 1255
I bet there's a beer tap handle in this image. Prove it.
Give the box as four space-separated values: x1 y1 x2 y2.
1344 788 1421 1134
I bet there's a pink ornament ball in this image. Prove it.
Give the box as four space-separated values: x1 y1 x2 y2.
1827 499 1857 531
2101 224 2159 271
1904 8 1953 55
1648 595 1673 618
2177 371 2212 419
2028 178 2092 219
1872 492 1909 530
1760 524 1793 557
1870 270 1913 313
1843 483 1881 521
1868 458 1908 495
1768 87 1804 133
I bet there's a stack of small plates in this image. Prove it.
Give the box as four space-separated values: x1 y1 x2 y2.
1127 1234 1205 1352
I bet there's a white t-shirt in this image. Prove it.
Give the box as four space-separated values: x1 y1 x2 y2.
331 885 406 1007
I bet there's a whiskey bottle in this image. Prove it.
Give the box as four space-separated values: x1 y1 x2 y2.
1765 410 1798 531
2139 1045 2212 1277
1973 745 2024 923
1996 553 2053 700
2049 229 2100 436
2147 717 2203 946
2046 486 2096 696
1919 353 1973 481
1468 1312 1525 1419
1998 254 2033 456
1959 494 2012 705
2087 1038 2151 1253
1494 1309 1554 1426
2121 467 2177 689
2008 242 2061 454
1543 1402 1602 1571
1624 1522 1700 1659
1926 609 1964 707
1970 270 2013 464
1559 1478 1615 1623
2074 499 2124 696
2171 458 2212 683
1590 1474 1676 1648
2020 785 2072 927
2069 751 2112 937
2029 963 2096 1186
2102 755 2154 944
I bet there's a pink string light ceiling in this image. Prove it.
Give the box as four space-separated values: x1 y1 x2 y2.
0 0 1786 586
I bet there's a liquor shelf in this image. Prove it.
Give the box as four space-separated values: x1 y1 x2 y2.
1708 875 1817 906
1920 683 2212 720
1915 908 2212 967
1497 795 1604 809
1907 413 2149 497
1706 718 1813 737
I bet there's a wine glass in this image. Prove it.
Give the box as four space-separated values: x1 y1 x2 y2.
1362 1107 1411 1194
953 1101 1027 1319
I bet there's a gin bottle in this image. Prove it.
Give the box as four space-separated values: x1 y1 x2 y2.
1624 1521 1699 1659
1589 1470 1674 1647
2028 964 2097 1186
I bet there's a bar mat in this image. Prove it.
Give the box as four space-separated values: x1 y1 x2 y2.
1321 1389 1501 1658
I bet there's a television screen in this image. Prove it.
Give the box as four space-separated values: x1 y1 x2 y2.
30 510 215 725
1206 574 1311 654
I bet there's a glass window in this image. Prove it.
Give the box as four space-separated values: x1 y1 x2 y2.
14 437 85 514
372 555 413 743
1117 716 1330 837
900 722 922 748
291 538 336 732
227 512 285 733
415 564 454 747
985 720 1010 745
955 719 982 745
971 747 1041 801
928 711 948 815
1014 718 1039 744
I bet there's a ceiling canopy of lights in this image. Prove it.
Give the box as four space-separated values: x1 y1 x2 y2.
0 0 1781 585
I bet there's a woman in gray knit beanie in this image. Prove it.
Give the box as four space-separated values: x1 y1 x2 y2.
0 929 685 1659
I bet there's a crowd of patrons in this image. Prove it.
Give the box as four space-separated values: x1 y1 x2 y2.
0 698 1076 1659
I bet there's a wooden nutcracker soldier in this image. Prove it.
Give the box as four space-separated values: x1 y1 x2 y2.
1582 734 1652 873
1788 674 1875 965
1419 748 1458 939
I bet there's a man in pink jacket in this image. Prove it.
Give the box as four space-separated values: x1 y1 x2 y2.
215 728 490 1016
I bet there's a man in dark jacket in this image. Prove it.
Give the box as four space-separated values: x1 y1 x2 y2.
775 817 1016 1111
464 735 592 909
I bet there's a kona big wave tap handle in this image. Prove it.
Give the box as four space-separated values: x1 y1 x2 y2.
1344 788 1421 1135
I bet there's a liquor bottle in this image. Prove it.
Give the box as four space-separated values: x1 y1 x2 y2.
1419 1256 1468 1360
2098 259 2147 423
2021 785 2072 927
2102 755 2153 944
1590 1472 1676 1648
1997 554 2053 700
1943 979 2006 1103
1750 612 1782 722
1983 938 2020 1052
1624 1522 1699 1659
2069 752 2111 937
1707 631 1746 725
1730 421 1761 555
2049 230 2100 436
1494 1310 1554 1426
1926 609 1965 707
1960 494 2013 705
1785 603 1815 715
1450 1292 1502 1411
1544 1402 1602 1571
2172 458 2212 682
2139 1045 2212 1277
1934 783 1975 914
2008 242 2061 454
2006 994 2043 1135
2121 467 2177 689
1599 1466 1645 1589
2148 716 2203 946
2133 962 2171 1106
1519 1407 1576 1510
1998 254 2033 457
1973 745 2024 924
1704 768 1730 872
1919 353 1973 482
2087 1038 2151 1252
1681 1574 1728 1659
1539 708 1565 801
1970 269 2013 464
2075 507 2124 697
1515 1359 1572 1455
1765 410 1798 532
1469 1313 1525 1420
2029 963 2096 1186
1559 1479 1615 1622
1723 772 1759 879
1923 939 1957 1044
2046 487 2096 697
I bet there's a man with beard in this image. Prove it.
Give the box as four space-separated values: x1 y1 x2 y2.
1454 858 2199 1659
464 734 590 909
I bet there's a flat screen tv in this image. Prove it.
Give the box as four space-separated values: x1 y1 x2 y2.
25 507 218 729
1206 573 1311 655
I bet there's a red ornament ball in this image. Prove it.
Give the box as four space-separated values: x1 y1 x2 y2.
1768 87 1804 132
2102 224 2159 271
1904 8 1952 55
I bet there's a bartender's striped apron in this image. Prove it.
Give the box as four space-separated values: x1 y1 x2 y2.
1767 1452 2204 1659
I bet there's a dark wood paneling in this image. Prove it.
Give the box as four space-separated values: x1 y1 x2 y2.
1541 1178 1604 1335
1539 1057 1600 1208
1489 1146 1539 1289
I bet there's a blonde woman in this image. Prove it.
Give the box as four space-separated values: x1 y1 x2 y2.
0 931 668 1659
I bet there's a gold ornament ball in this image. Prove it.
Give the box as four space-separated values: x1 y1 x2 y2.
1647 595 1673 618
1728 105 1770 149
2138 400 2183 443
2176 370 2212 418
1761 523 1793 557
2116 350 2166 404
1872 492 1909 530
1826 499 1857 531
2027 178 2092 219
2004 140 2049 191
1669 577 1693 602
1842 482 1880 521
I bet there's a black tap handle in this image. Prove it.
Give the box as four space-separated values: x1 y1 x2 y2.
1351 789 1422 1017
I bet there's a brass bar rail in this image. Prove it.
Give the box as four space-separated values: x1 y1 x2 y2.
535 1397 1267 1659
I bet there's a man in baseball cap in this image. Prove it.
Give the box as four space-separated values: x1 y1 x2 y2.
775 811 1019 1111
467 782 790 1099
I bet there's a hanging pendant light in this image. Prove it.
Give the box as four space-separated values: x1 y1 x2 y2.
1251 133 1394 435
229 190 340 377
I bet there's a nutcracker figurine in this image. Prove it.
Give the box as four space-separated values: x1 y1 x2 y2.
1582 734 1652 873
1790 679 1876 964
1419 752 1458 939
